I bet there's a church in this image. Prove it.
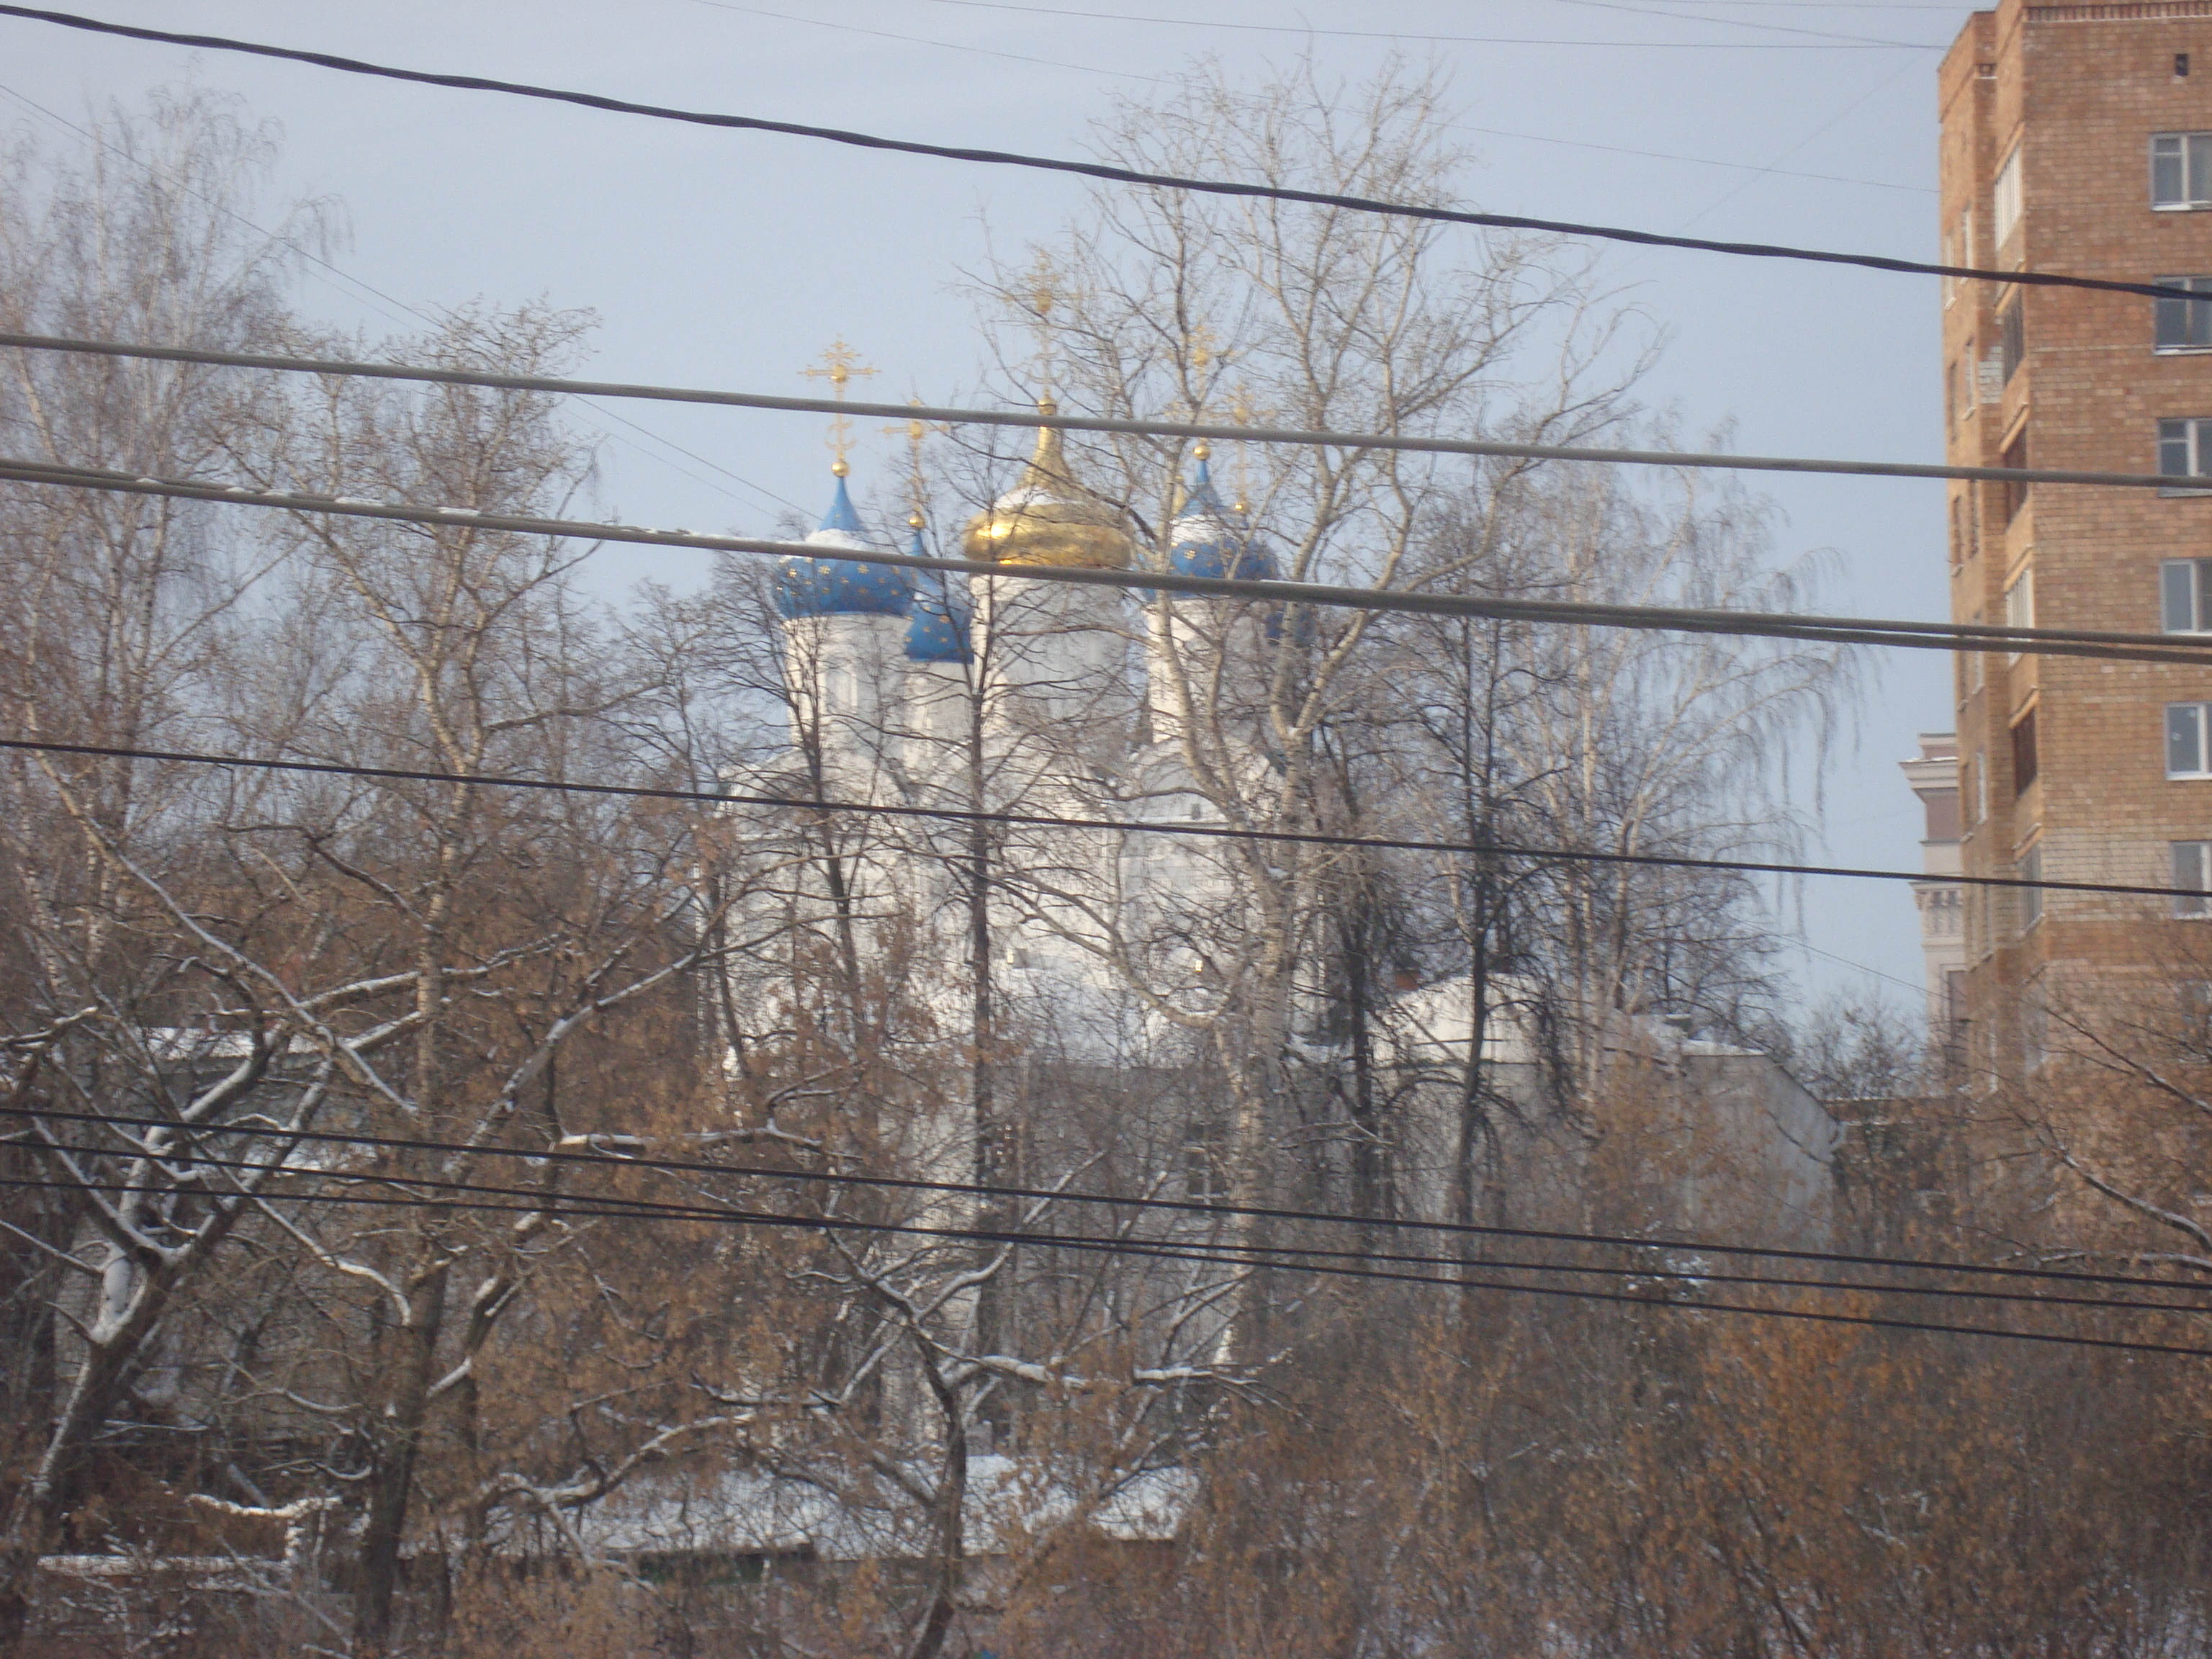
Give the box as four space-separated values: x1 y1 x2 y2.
724 403 1838 1249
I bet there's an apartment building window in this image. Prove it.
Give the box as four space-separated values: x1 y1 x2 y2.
1943 207 1971 306
2156 276 2212 350
2020 842 2044 930
2163 559 2212 632
2003 567 2033 662
2169 701 2212 778
2158 418 2212 487
1995 145 2025 243
2001 432 2030 520
1997 297 2025 383
2153 132 2212 209
2011 709 2038 792
2175 840 2212 919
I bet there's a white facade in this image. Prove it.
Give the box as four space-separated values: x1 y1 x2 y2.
1900 732 1966 1033
725 445 1836 1246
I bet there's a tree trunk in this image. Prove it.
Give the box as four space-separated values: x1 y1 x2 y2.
354 1257 451 1655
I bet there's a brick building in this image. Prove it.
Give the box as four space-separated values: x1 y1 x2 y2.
1938 1 2212 1072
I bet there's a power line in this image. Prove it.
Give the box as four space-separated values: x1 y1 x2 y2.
905 0 1944 49
14 1104 2206 1297
6 453 2211 673
0 4 2193 308
723 0 1930 50
685 0 1940 194
1546 0 1938 44
9 1168 2207 1360
0 732 2196 903
11 328 2199 495
27 1131 2208 1318
1450 117 1933 195
1673 50 1919 231
0 83 807 522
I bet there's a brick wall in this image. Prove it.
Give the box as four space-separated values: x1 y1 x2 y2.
1939 0 2212 1069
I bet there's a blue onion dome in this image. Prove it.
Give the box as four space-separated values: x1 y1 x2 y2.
1166 449 1277 583
903 518 973 664
774 468 915 619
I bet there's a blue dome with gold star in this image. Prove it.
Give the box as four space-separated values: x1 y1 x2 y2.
775 473 915 619
904 525 973 663
1168 457 1277 583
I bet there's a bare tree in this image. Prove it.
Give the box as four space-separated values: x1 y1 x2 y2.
0 89 328 1638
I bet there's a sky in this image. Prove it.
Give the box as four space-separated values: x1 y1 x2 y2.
2 0 1990 1014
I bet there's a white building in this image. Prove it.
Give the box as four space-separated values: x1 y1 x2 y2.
725 415 1835 1246
1899 732 1966 1037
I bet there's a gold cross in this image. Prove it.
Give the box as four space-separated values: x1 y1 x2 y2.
1227 381 1276 516
802 339 878 477
1020 255 1070 398
883 400 944 527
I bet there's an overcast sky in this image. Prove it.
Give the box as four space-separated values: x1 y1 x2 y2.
5 0 1990 1010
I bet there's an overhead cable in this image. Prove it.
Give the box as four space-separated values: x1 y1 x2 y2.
6 458 2210 671
0 6 2196 308
9 1169 2208 1360
27 1131 2210 1317
902 0 1943 50
3 328 2203 496
0 734 2197 904
15 1105 2208 1296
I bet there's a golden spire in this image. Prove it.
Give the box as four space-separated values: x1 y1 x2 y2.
961 399 1133 570
803 338 878 477
884 399 940 528
1019 398 1073 490
1228 382 1270 516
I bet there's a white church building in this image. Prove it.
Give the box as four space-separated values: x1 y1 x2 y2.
722 413 1837 1248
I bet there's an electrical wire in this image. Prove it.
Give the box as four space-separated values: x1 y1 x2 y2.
6 328 2198 495
0 733 2194 904
6 454 2210 673
0 86 808 522
24 1132 2210 1318
9 1169 2208 1360
681 0 1941 194
0 5 2193 308
1449 117 1933 195
904 0 1945 50
716 0 1928 50
12 1105 2206 1297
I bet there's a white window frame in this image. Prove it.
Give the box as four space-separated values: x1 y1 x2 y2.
2169 701 2212 779
2175 841 2212 918
2163 559 2212 634
1994 145 2025 244
2158 418 2212 490
2153 132 2212 210
2156 276 2212 351
2020 843 2045 930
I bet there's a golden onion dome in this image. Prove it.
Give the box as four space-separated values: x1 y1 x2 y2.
961 403 1134 570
